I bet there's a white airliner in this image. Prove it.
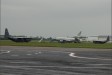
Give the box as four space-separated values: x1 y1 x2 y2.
52 31 82 43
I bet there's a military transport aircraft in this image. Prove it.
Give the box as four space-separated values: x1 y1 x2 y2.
93 36 110 44
51 31 82 43
5 28 32 42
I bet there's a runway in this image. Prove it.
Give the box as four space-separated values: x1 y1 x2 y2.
0 46 112 75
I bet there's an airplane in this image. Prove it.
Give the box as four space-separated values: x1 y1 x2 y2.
93 36 110 44
4 28 32 42
51 31 82 43
54 37 80 43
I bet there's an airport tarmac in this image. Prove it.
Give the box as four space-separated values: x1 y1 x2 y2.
0 46 112 75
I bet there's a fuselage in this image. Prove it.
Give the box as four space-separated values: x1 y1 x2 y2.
55 37 80 43
8 37 32 42
5 28 32 42
93 36 109 44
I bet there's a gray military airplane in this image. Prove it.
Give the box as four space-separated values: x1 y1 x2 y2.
5 28 32 42
93 36 109 44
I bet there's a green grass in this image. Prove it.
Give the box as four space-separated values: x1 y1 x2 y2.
0 40 112 49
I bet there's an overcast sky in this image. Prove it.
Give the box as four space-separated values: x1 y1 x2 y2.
1 0 111 37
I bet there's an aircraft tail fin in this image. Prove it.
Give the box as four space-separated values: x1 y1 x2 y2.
105 36 110 42
5 28 10 38
38 38 43 42
77 31 82 36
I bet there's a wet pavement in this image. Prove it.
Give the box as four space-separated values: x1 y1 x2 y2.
0 46 112 75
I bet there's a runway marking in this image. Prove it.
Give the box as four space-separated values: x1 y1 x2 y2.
69 53 112 61
38 52 42 54
39 51 112 61
0 50 10 54
25 50 112 61
35 53 38 54
27 54 32 55
35 52 42 54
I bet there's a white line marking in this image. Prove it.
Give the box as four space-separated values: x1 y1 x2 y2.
69 53 112 60
35 53 38 54
35 52 42 54
0 50 10 54
27 54 32 55
38 52 42 54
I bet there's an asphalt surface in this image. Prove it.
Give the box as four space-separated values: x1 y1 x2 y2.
0 46 112 75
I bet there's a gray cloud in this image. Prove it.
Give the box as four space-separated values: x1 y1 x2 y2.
1 0 111 37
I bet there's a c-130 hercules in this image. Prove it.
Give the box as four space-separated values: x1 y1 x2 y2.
5 28 32 42
93 36 110 44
